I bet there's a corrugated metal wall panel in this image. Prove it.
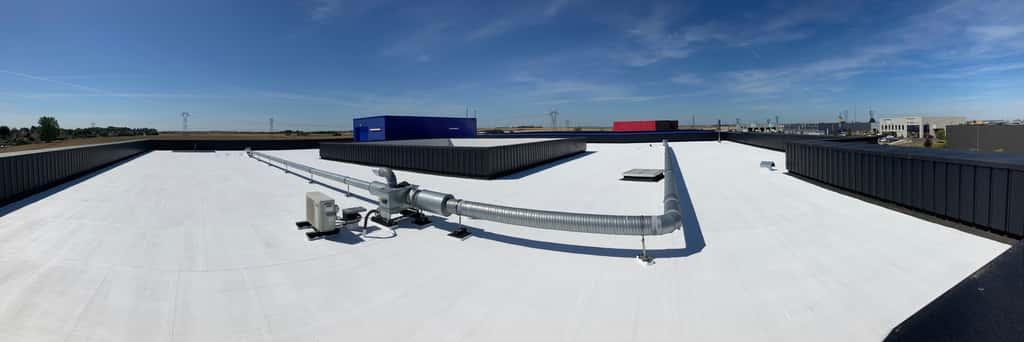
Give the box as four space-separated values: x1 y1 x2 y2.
947 164 960 219
911 159 923 209
990 168 1008 233
974 167 992 228
786 140 1024 238
320 138 585 179
960 165 975 223
934 162 947 216
923 160 935 214
1008 171 1024 236
1 141 148 207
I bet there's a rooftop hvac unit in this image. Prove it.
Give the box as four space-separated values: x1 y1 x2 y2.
306 191 339 233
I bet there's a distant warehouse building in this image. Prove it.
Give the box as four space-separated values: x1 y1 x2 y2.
353 115 476 142
878 116 965 139
613 120 678 132
946 124 1024 153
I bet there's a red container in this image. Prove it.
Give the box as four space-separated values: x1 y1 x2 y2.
613 120 678 132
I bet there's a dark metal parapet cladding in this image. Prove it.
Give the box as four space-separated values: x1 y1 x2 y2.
319 138 586 179
946 124 1024 153
724 132 877 152
0 140 150 207
787 140 1024 238
480 130 717 143
0 138 353 207
149 138 351 151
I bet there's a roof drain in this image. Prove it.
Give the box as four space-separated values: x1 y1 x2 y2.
247 142 682 260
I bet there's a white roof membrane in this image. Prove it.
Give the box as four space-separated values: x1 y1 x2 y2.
0 141 1008 341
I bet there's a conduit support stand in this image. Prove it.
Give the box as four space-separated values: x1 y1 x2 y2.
638 232 654 265
448 214 471 240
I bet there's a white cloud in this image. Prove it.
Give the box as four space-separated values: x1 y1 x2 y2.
544 0 572 17
618 4 841 67
968 25 1024 41
670 73 702 85
382 22 451 59
928 62 1024 79
310 0 341 21
511 74 666 104
468 19 518 41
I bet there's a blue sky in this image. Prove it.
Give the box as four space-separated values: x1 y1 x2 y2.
1 0 1023 130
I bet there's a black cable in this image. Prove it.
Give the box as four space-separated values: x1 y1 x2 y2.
362 209 379 230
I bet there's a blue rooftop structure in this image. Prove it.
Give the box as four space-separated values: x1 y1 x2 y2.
352 115 477 142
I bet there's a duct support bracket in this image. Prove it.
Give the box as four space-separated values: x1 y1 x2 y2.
637 232 655 265
448 214 472 240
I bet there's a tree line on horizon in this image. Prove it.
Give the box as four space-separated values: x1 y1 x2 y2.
0 116 159 146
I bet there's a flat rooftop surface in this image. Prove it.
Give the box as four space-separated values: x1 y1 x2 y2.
0 141 1008 341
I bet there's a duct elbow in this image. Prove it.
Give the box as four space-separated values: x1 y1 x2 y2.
655 212 682 235
373 168 398 187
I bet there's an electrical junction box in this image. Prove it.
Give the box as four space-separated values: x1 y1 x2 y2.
306 191 339 232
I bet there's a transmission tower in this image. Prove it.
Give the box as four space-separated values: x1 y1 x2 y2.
548 110 560 129
180 112 191 132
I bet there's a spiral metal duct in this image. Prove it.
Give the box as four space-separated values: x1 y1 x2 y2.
440 142 681 236
248 142 682 236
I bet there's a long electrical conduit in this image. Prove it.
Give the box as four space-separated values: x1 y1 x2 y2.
249 142 681 236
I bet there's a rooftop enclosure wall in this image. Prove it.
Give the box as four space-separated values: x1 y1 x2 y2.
353 115 477 142
946 125 1024 153
480 130 717 143
0 140 149 207
724 132 878 152
320 138 586 179
148 138 351 151
612 120 679 132
0 138 353 207
787 140 1024 238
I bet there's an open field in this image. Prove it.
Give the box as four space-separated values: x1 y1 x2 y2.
0 132 353 154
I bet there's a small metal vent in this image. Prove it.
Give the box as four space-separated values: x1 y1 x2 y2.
621 168 664 182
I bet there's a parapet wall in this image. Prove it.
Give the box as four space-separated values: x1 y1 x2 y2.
0 138 353 207
724 132 877 152
320 138 586 179
787 140 1024 238
0 140 150 207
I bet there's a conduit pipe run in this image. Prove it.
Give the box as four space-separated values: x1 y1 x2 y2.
248 142 682 236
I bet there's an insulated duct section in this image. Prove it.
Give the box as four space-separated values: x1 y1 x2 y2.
247 142 682 236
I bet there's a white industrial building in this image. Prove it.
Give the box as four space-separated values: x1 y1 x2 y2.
878 116 966 139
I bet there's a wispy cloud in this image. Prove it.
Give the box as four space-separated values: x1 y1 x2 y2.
310 0 342 21
670 73 702 85
968 25 1024 41
382 22 451 59
618 4 842 66
928 62 1024 79
716 0 1024 96
512 74 669 104
0 70 105 93
0 91 227 100
468 19 519 41
543 0 573 17
386 1 574 60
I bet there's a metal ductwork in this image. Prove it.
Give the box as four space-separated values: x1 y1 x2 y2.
373 168 398 188
247 142 683 236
